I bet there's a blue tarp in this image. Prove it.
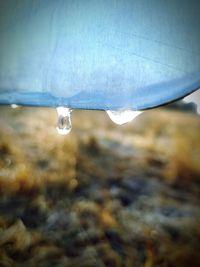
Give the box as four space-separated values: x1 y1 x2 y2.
0 0 200 110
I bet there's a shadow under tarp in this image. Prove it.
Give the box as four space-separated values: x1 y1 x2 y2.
0 106 200 267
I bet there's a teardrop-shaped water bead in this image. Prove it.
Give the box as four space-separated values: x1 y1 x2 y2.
56 107 72 135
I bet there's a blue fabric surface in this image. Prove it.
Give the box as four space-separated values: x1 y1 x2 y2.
0 0 200 109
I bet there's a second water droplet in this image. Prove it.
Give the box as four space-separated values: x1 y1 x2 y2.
183 90 200 115
56 107 72 135
106 110 143 125
11 104 19 109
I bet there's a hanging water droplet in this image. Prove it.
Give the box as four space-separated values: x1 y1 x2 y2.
56 107 72 135
11 104 19 109
106 109 143 125
183 90 200 115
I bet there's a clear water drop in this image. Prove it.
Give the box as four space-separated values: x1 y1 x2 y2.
106 109 143 125
183 90 200 115
11 104 19 109
56 107 72 135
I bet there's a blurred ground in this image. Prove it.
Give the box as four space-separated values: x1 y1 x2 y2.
0 104 200 267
